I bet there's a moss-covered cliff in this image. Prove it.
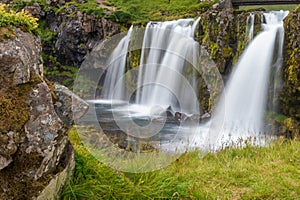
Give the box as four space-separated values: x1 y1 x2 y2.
281 7 300 121
272 6 300 138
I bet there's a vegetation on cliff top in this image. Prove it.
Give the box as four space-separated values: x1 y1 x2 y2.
61 128 300 199
0 3 38 32
109 0 217 22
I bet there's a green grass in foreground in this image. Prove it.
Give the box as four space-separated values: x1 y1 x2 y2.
61 128 300 199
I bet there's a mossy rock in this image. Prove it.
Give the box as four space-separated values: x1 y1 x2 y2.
280 9 300 121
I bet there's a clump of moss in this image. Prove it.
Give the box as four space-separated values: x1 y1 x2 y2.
0 3 38 32
0 89 30 132
0 72 43 133
283 117 300 138
0 26 15 41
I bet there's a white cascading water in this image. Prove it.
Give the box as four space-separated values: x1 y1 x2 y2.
265 11 288 110
102 26 133 100
135 18 201 114
102 19 201 114
246 13 255 41
203 11 289 149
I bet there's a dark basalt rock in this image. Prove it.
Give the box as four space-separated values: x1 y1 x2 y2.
24 3 46 18
44 10 120 67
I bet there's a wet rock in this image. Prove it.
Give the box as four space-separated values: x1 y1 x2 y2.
200 113 211 123
166 106 175 118
54 84 89 126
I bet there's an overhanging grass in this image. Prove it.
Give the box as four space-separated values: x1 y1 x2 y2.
61 128 300 199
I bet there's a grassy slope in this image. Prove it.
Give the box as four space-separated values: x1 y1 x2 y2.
61 128 300 199
108 0 216 22
108 0 297 23
240 4 298 11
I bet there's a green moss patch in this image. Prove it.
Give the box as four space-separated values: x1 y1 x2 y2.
0 26 15 41
0 3 38 33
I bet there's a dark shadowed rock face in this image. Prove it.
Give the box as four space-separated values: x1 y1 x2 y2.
44 10 120 67
0 29 88 199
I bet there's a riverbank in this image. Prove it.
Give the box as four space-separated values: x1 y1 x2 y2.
61 128 300 199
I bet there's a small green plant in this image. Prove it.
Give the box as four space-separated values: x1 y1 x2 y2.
0 3 38 32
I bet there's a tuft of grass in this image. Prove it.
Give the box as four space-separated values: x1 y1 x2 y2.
61 128 300 199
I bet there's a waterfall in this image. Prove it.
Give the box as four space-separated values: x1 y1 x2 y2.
102 26 133 100
135 18 201 114
264 11 288 111
206 11 289 148
246 13 255 41
102 18 201 114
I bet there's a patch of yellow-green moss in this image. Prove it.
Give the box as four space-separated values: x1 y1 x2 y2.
0 26 15 41
283 117 300 139
0 3 38 33
129 50 140 68
0 53 43 133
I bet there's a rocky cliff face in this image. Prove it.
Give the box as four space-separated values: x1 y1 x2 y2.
282 9 300 121
275 8 300 138
0 28 88 199
43 9 120 67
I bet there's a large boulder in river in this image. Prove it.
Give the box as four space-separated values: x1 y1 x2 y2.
0 28 88 199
